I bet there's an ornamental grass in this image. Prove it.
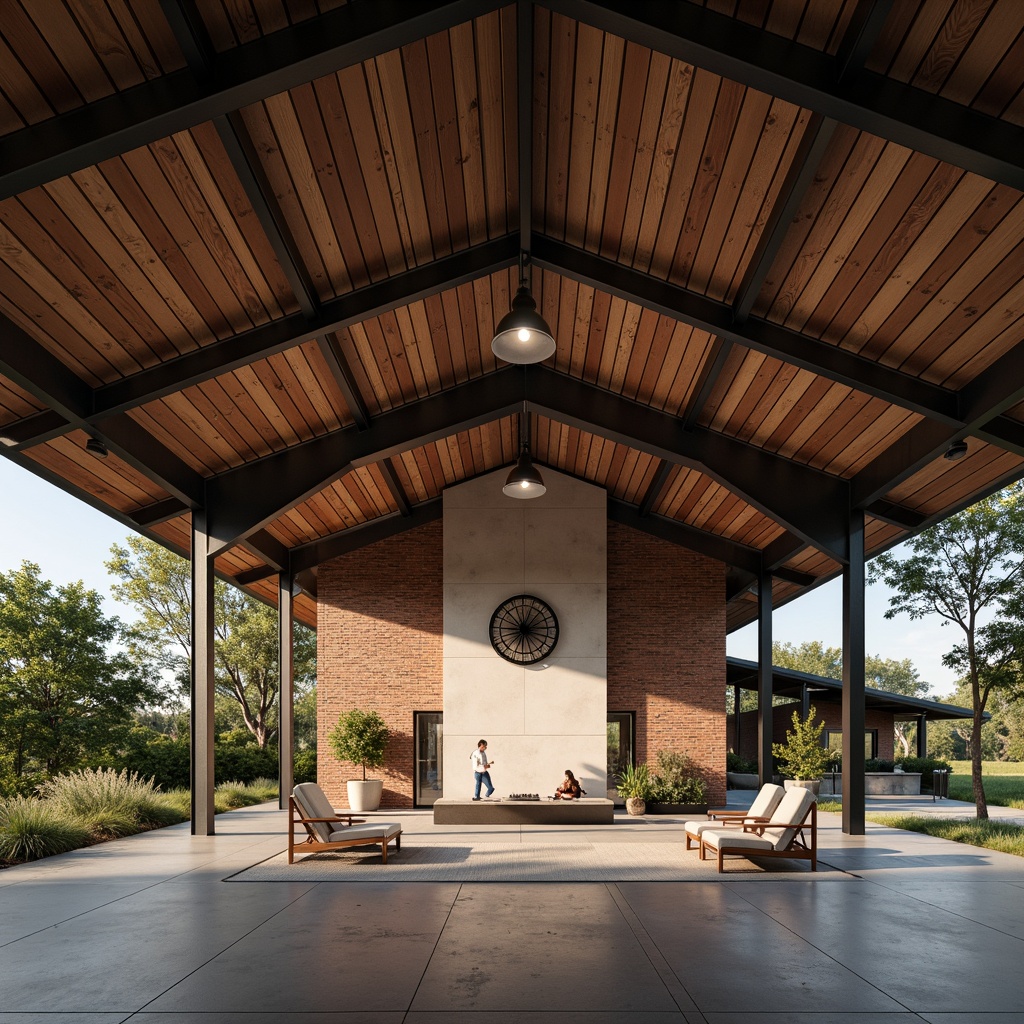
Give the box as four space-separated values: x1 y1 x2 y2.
0 797 91 862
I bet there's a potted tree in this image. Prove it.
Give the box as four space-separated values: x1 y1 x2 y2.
616 762 653 816
329 709 390 811
772 706 830 796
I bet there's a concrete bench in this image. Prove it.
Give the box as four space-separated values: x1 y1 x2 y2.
433 797 615 825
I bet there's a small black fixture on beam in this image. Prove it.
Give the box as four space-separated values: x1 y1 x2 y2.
943 440 969 462
85 436 109 459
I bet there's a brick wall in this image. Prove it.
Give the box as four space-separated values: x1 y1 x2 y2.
317 518 730 808
316 520 443 808
607 522 727 806
732 704 895 763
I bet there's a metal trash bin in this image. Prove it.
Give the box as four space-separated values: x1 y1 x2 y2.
932 769 949 800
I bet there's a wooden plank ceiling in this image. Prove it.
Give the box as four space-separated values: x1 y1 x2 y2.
1 0 1023 633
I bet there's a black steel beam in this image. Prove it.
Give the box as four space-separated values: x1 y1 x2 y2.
518 0 534 253
528 367 851 561
88 235 518 420
200 363 852 559
381 458 412 517
241 529 290 573
204 370 525 553
318 335 371 430
732 114 838 322
609 499 762 573
540 0 1024 192
0 0 508 200
637 459 673 516
681 338 732 430
214 112 319 318
852 339 1024 509
130 497 190 527
532 236 961 424
291 499 444 571
0 410 69 450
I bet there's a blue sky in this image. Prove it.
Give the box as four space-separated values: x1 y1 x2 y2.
0 455 962 696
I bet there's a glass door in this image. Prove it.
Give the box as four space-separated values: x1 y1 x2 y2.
414 712 443 806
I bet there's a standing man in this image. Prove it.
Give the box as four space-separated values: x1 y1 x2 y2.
471 739 495 800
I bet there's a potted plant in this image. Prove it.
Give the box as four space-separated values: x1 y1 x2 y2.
616 762 653 816
328 709 390 811
772 706 830 796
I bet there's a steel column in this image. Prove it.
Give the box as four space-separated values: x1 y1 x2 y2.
733 684 742 755
190 510 216 836
278 572 295 810
842 508 866 835
757 567 773 787
917 715 927 758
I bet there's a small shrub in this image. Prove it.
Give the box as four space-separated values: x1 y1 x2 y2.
294 747 317 784
649 750 707 804
329 710 389 780
0 797 91 862
726 752 757 774
897 756 952 790
616 762 653 801
214 778 279 810
865 758 895 772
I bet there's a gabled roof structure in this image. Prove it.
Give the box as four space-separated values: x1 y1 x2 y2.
1 0 1023 637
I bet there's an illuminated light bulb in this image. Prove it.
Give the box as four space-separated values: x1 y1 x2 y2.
518 328 531 342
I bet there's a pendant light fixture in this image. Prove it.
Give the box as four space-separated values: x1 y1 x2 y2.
503 402 546 498
491 253 555 364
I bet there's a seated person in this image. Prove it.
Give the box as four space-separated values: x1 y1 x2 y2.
553 769 586 800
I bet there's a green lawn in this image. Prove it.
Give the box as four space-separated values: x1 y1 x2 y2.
867 815 1024 856
944 763 1024 808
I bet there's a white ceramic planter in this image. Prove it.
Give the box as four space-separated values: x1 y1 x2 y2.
347 779 383 812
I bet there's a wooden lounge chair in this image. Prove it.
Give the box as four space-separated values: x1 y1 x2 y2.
683 782 785 850
698 786 817 873
289 782 402 864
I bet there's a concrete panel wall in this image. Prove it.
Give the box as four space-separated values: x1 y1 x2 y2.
443 467 607 799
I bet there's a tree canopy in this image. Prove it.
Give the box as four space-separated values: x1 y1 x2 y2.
0 562 159 793
870 484 1024 818
106 537 317 748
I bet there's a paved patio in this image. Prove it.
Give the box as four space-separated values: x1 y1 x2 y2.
2 794 1023 1023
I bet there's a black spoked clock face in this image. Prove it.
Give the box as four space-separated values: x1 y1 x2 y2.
489 595 559 665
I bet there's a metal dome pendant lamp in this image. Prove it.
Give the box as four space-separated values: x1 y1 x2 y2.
503 403 546 499
491 253 555 364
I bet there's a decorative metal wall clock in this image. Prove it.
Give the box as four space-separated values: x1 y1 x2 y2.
489 595 559 665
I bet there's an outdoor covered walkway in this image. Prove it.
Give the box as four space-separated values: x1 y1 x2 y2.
2 799 1023 1021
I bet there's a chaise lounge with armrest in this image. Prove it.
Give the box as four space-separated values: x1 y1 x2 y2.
698 785 817 873
683 782 785 850
289 782 402 864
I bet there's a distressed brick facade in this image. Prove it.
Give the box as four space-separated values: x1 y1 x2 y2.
317 521 443 808
317 517 729 808
607 522 727 806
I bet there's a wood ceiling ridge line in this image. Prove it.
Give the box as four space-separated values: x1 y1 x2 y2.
0 0 510 201
538 0 1024 191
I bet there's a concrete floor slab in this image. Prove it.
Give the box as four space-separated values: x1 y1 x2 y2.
1 797 1022 1018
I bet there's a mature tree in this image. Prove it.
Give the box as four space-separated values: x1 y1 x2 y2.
0 562 160 792
773 640 843 679
107 537 317 749
870 485 1024 818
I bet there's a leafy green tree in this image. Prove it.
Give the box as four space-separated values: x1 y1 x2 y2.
106 537 316 749
773 640 843 679
870 485 1024 818
0 562 160 793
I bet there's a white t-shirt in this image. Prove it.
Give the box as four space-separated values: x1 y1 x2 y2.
471 748 490 773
